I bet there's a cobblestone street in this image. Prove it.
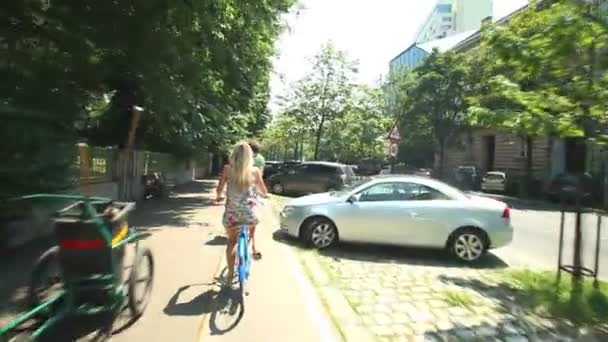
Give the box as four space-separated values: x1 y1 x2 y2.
297 243 605 342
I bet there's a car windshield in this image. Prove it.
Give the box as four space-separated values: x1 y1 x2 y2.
330 178 369 196
343 166 356 178
484 174 504 181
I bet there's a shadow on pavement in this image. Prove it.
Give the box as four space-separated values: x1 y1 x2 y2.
272 230 508 269
436 275 608 341
130 180 216 229
163 268 244 336
205 235 227 246
163 283 218 316
0 180 217 336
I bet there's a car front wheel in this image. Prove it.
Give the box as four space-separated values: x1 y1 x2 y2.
303 218 338 249
272 182 285 194
449 228 487 262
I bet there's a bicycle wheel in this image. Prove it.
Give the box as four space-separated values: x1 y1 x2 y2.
128 247 155 319
27 246 63 317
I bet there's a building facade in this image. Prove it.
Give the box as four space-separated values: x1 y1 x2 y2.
416 0 493 43
389 30 477 72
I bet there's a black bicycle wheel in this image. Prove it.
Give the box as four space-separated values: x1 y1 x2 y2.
27 246 63 317
1 331 34 342
128 247 154 319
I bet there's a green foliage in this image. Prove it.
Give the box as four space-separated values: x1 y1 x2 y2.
502 270 608 326
263 44 390 163
274 42 358 160
439 290 477 308
388 51 470 176
469 0 608 141
322 86 391 162
1 0 295 196
385 68 435 167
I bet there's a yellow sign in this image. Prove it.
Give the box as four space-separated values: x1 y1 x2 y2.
111 222 129 246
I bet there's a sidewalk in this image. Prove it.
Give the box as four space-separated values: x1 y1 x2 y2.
197 188 338 342
1 181 339 341
1 181 225 341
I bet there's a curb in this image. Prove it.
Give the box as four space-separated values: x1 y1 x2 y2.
300 253 376 342
268 196 376 342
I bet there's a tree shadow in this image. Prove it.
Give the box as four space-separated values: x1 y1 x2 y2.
131 180 216 229
436 274 608 340
272 229 508 269
0 180 217 331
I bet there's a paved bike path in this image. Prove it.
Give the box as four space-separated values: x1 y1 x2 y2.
197 193 338 342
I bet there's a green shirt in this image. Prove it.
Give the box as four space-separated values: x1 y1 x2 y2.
253 153 265 170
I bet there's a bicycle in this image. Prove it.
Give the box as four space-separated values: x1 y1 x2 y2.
235 223 251 299
233 193 265 299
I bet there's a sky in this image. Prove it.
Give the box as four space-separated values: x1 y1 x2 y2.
269 0 529 114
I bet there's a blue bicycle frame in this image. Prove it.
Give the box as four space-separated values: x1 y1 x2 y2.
236 224 251 296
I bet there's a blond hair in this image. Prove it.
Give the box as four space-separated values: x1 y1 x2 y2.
228 141 254 192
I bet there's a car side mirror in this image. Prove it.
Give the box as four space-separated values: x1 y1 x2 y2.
347 195 358 204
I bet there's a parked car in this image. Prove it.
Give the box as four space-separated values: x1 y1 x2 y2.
263 161 283 179
480 171 507 193
267 161 356 195
279 175 513 262
546 172 596 204
454 165 481 191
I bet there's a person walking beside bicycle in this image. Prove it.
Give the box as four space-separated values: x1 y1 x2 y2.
248 139 265 259
215 141 268 284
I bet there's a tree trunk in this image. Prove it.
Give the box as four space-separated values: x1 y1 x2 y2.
438 138 446 180
313 117 326 160
300 133 305 161
523 135 534 197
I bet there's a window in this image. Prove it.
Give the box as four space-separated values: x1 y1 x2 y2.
436 4 451 13
359 182 403 202
358 182 449 202
518 137 528 158
442 17 451 22
306 164 333 174
416 185 450 201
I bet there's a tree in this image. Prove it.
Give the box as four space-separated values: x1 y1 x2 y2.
469 0 608 143
467 0 608 194
385 68 435 168
281 42 357 160
1 0 296 197
397 51 469 178
322 85 391 162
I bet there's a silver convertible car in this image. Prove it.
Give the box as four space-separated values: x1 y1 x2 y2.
279 175 513 262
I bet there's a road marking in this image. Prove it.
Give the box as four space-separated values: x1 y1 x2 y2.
281 242 338 342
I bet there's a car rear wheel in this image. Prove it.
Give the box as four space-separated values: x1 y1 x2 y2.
272 182 285 194
303 218 338 249
449 228 487 262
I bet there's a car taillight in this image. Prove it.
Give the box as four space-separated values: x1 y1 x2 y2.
502 207 510 219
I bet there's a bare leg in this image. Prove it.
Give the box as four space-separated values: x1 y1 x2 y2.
226 227 238 280
249 225 261 258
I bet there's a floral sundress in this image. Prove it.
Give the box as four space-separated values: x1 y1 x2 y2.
222 180 259 229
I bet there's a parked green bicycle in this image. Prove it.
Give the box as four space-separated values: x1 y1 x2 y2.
0 194 154 341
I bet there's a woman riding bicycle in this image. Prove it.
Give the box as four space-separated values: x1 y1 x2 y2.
215 141 268 284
